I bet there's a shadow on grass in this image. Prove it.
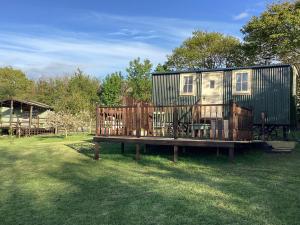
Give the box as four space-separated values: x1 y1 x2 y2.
1 145 299 225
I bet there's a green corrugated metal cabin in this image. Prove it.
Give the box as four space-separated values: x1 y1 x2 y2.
152 64 298 128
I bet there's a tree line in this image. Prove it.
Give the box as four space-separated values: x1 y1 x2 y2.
0 0 299 131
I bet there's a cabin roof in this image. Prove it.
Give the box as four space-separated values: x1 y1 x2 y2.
0 98 53 109
152 64 291 76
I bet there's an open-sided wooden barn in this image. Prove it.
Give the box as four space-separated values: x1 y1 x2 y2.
93 64 298 161
0 99 54 136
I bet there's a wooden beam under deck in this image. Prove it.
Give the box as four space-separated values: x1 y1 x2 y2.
93 136 260 162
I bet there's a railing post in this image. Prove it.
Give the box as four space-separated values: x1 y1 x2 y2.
229 100 237 141
173 106 178 139
136 103 141 138
96 106 100 136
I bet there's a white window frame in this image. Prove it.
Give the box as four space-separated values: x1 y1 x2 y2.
179 73 196 96
232 69 252 95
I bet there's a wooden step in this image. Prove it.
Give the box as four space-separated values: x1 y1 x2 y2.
265 141 296 153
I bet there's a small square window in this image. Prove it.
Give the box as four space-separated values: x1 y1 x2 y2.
210 80 215 89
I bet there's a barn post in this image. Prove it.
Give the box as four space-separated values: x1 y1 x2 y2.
29 105 33 128
9 99 13 135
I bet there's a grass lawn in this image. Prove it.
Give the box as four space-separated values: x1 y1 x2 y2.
0 134 300 225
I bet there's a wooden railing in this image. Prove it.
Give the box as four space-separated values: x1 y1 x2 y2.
96 102 253 141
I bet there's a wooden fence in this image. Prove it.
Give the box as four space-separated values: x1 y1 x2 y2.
95 101 253 141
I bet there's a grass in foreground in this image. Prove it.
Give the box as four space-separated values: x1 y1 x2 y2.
0 134 299 225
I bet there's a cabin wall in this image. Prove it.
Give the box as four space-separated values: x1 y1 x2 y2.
152 65 293 126
0 106 50 128
152 73 201 105
224 66 291 125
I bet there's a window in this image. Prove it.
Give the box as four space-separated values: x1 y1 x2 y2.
180 73 196 96
232 70 251 95
183 76 193 93
210 80 215 89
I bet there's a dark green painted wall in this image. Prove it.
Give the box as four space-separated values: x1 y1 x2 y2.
152 65 295 126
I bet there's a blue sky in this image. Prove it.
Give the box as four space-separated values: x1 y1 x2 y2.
0 0 274 79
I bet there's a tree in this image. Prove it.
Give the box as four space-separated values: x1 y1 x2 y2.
126 58 152 102
242 1 300 124
45 111 79 137
35 69 100 114
242 1 300 68
154 63 169 73
100 72 124 106
68 69 100 110
0 67 34 100
165 31 246 70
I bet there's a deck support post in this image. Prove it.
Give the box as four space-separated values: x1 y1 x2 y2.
121 142 125 154
94 142 100 160
135 144 141 161
217 147 220 157
173 145 178 162
229 147 234 161
283 126 287 141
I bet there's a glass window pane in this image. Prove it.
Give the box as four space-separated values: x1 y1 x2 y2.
210 80 215 89
188 84 193 92
184 77 189 84
183 85 188 93
242 73 248 81
242 82 248 91
236 74 241 82
236 82 241 91
188 76 193 84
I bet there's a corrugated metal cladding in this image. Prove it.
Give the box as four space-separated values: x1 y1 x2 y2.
152 65 295 126
152 73 201 105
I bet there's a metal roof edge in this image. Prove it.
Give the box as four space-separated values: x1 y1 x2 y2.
0 98 53 109
152 64 291 76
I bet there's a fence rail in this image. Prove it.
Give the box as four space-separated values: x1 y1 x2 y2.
96 101 253 141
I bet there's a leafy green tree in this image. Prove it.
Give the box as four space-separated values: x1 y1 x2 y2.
35 69 100 114
242 1 300 68
126 58 152 102
68 69 100 108
242 1 300 124
0 67 34 100
100 72 124 106
154 63 169 73
166 31 246 70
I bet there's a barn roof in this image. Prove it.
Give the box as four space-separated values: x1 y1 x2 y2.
0 98 53 109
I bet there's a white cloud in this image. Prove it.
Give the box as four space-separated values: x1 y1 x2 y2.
233 12 250 20
0 12 243 79
0 32 169 79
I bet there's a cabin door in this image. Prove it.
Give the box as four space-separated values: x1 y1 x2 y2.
201 72 223 118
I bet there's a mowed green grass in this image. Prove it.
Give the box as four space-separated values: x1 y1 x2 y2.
0 134 300 225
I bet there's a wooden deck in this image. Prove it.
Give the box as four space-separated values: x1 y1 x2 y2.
93 136 261 162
